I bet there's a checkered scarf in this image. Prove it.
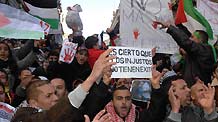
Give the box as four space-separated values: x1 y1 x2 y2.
105 101 136 122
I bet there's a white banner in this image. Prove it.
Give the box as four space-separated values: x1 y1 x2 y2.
197 0 218 35
120 0 179 54
109 46 152 78
59 40 78 64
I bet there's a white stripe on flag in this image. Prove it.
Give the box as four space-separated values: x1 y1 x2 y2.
25 2 59 19
183 13 205 33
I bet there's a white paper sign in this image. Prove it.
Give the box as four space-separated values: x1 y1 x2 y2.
109 46 152 78
0 102 15 122
59 40 78 64
119 0 179 54
197 0 218 35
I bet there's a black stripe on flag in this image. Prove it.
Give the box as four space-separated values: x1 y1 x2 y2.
24 0 57 8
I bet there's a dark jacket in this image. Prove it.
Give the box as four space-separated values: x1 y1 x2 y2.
137 88 167 122
79 81 112 120
167 26 215 87
32 66 48 78
47 59 91 91
164 105 218 122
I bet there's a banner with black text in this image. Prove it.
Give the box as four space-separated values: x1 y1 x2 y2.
109 46 152 78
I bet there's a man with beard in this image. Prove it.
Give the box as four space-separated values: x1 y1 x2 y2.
164 79 218 122
11 49 116 122
103 66 167 122
105 85 134 122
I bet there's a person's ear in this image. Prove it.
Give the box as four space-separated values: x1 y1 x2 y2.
213 72 216 78
28 99 38 108
191 94 195 101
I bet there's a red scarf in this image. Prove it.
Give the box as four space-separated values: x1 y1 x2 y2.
105 101 136 122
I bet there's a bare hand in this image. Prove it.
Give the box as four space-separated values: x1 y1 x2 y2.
102 66 112 85
89 49 116 82
198 83 215 114
168 86 181 113
153 21 170 29
84 110 112 122
150 65 164 89
151 48 156 57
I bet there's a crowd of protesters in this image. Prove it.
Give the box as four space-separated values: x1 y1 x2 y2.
1 0 218 122
0 23 217 122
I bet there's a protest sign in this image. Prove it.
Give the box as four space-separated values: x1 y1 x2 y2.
59 40 78 64
109 46 152 78
130 79 152 102
197 0 218 35
119 0 178 54
0 102 15 122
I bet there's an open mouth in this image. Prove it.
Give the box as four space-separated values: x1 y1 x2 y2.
121 106 127 111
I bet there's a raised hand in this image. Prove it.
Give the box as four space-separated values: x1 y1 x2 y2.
198 83 215 114
102 66 112 85
168 86 181 113
89 49 116 82
81 49 116 92
150 65 165 89
151 47 156 57
153 21 170 29
84 110 112 122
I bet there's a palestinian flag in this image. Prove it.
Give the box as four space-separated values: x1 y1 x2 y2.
175 0 213 39
0 3 48 39
24 0 59 30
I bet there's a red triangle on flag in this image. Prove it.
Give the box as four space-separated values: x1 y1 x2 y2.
175 0 187 25
0 12 11 28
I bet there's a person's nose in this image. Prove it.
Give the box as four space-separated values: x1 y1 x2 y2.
121 98 127 104
53 94 59 102
186 87 191 92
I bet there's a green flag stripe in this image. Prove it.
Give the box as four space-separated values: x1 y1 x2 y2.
184 0 213 39
0 27 43 39
34 16 59 29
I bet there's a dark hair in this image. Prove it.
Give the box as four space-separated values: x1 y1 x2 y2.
76 49 88 55
85 36 98 49
161 75 182 95
72 36 84 47
0 42 18 74
112 85 130 99
18 68 31 76
160 75 183 105
3 39 15 47
47 50 59 58
0 69 8 81
153 53 172 72
72 79 83 90
196 30 209 43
